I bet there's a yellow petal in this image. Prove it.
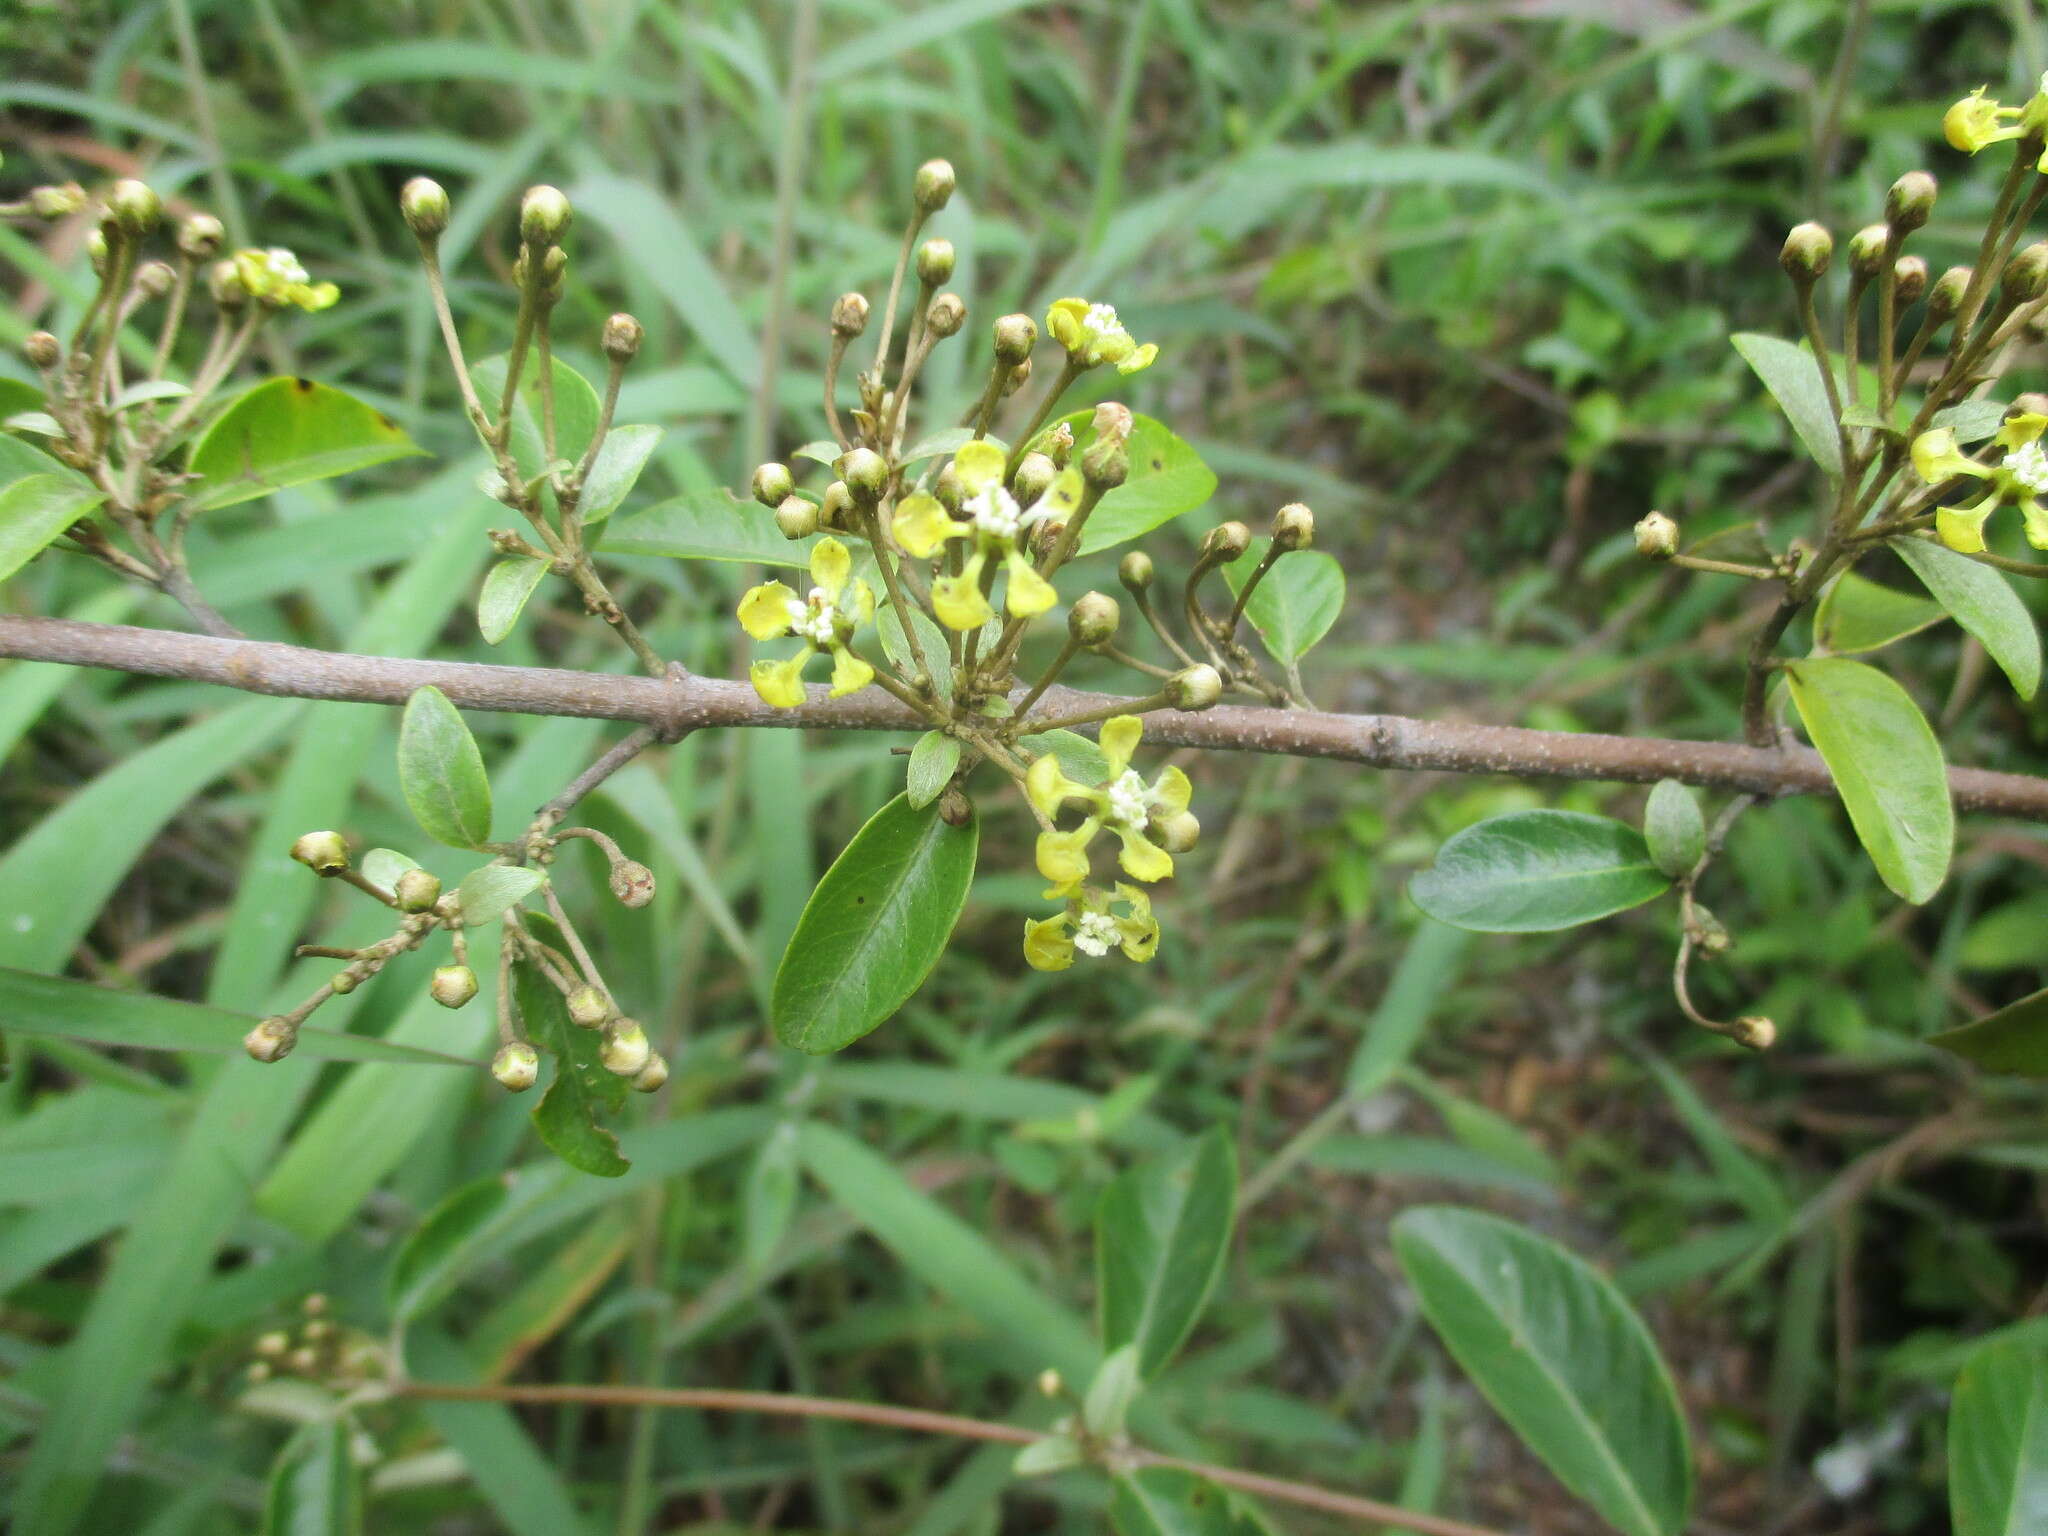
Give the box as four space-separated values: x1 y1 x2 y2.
827 645 874 698
931 567 994 631
1027 753 1098 820
1046 298 1088 351
1111 825 1173 883
1996 412 2048 450
893 492 964 558
1099 715 1142 778
2023 498 2048 551
1149 764 1192 817
738 581 797 640
297 282 340 312
951 440 1007 497
1035 825 1096 890
749 651 811 708
1113 885 1159 962
851 578 875 626
1034 468 1084 525
809 535 851 596
1023 914 1075 971
1093 331 1135 368
1116 342 1158 376
1003 550 1058 618
1936 500 1996 554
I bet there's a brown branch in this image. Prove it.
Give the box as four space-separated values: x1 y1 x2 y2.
395 1380 1508 1536
4 614 2048 819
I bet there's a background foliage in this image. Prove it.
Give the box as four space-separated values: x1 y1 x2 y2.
2 1 2046 1532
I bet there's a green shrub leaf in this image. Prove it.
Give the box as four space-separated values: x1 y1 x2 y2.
1046 410 1217 554
1892 535 2041 700
1929 988 2048 1076
261 1417 363 1536
604 488 816 566
398 685 494 849
518 960 629 1177
1109 1467 1268 1536
1812 569 1944 655
1223 538 1345 662
576 423 663 522
455 865 544 926
1098 1126 1237 1379
0 473 105 583
906 731 961 809
469 352 601 481
1409 810 1671 932
187 376 422 510
1949 1332 2048 1536
478 556 549 645
387 1175 514 1325
1731 332 1842 478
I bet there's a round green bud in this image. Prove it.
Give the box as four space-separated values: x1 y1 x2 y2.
926 292 966 339
915 238 955 286
394 868 442 913
1155 810 1201 853
491 1042 539 1092
430 964 479 1009
399 177 450 240
609 859 655 909
1634 511 1679 561
1037 1369 1063 1399
567 984 610 1028
135 260 175 300
933 463 961 512
631 1054 669 1093
244 1017 296 1063
775 494 820 540
303 1293 329 1317
2014 392 2048 418
302 1319 333 1343
519 184 571 245
1119 550 1155 592
819 479 853 529
1011 451 1057 505
838 447 888 501
329 969 360 996
287 1346 320 1375
290 830 350 875
1733 1015 1776 1051
913 158 956 212
602 312 643 361
23 331 59 370
752 461 795 507
1068 591 1120 647
1885 170 1937 234
255 1331 289 1358
1271 502 1314 551
29 182 85 219
831 291 870 337
1778 222 1833 284
1166 664 1223 712
2005 241 2048 304
1893 255 1929 305
1082 406 1133 489
1846 223 1889 278
85 229 108 276
1928 265 1972 322
1201 521 1251 563
601 1018 651 1077
176 212 223 259
993 312 1036 364
107 179 161 238
208 258 248 310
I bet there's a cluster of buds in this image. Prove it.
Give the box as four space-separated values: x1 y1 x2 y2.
244 1293 382 1390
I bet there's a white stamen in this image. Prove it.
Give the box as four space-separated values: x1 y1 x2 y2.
790 587 839 646
1082 303 1121 335
263 247 310 286
965 486 1022 540
1074 910 1119 957
2004 440 2048 495
1106 769 1149 826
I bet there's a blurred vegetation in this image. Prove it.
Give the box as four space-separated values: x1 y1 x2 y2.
3 2 2048 1533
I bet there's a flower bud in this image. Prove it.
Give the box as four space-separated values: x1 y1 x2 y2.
1068 591 1120 647
255 1331 289 1358
1082 403 1133 489
174 212 223 260
290 830 350 875
1038 1369 1063 1399
1003 357 1033 397
1732 1015 1776 1051
107 178 160 238
838 446 888 501
1011 451 1057 505
1201 521 1251 563
394 868 442 913
23 331 59 370
519 184 571 245
567 984 610 1028
601 1018 651 1076
609 859 655 908
491 1042 539 1092
329 969 360 996
775 494 820 540
1044 421 1074 466
752 461 795 507
832 291 870 337
1846 223 1889 278
431 964 479 1009
244 1017 296 1063
209 259 248 310
926 292 966 338
135 260 176 300
939 783 972 827
1928 265 1971 322
993 312 1036 364
288 1346 320 1374
631 1054 669 1093
1893 255 1928 305
1634 511 1679 561
2005 241 2048 304
820 479 853 529
400 177 450 240
29 182 85 219
916 238 955 286
1779 222 1833 283
2015 392 2048 419
86 229 108 276
1155 811 1201 853
1271 502 1314 551
602 312 643 361
1165 664 1223 712
1118 550 1154 592
1885 170 1937 234
913 158 956 212
933 463 961 512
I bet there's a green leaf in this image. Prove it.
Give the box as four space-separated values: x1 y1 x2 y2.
1408 810 1671 932
109 379 190 412
261 1418 362 1536
387 1175 513 1324
1731 332 1842 478
0 473 105 583
186 376 422 510
468 352 601 481
1110 1468 1265 1536
772 794 979 1054
1812 569 1945 655
1045 411 1218 554
1013 1434 1084 1476
576 423 663 522
398 686 493 849
1892 536 2041 701
603 489 816 566
456 865 544 926
1032 728 1110 785
1950 1333 2048 1536
359 847 421 893
1222 538 1345 661
1929 988 2048 1076
906 732 962 809
1784 658 1953 904
1083 1343 1144 1440
1642 780 1705 881
518 960 629 1177
1392 1206 1693 1536
742 1121 801 1276
0 966 474 1065
1098 1126 1237 1379
478 557 549 645
899 427 982 467
1933 399 2010 444
876 603 954 699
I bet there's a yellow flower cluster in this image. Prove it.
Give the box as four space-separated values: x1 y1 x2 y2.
894 441 1079 631
231 247 339 312
1912 412 2048 553
736 537 876 706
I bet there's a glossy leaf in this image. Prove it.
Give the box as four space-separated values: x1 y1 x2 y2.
1409 810 1671 932
1044 410 1218 554
359 847 421 893
1083 1343 1144 1440
906 732 962 808
1812 569 1944 655
387 1175 513 1324
1929 989 2048 1076
1110 1468 1266 1536
478 557 549 645
1784 658 1952 904
603 489 816 566
1222 538 1345 661
1033 728 1111 785
1642 780 1705 880
576 423 663 522
772 794 979 1054
1393 1206 1692 1536
1731 332 1842 478
398 686 493 849
518 960 629 1177
1950 1333 2048 1536
469 352 601 480
0 474 105 583
187 376 422 510
1933 399 2009 444
456 865 544 926
1892 536 2041 700
1098 1126 1237 1378
261 1418 363 1536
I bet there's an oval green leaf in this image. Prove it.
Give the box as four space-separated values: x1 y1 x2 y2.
577 423 663 522
0 473 105 583
1784 657 1952 904
604 488 817 567
1223 538 1345 662
1812 569 1944 655
517 959 629 1177
1098 1126 1237 1379
469 352 601 480
478 556 549 645
1392 1206 1693 1536
1929 987 2048 1077
1409 809 1671 932
1642 780 1705 881
1950 1333 2048 1536
1046 410 1217 554
261 1418 363 1536
772 794 978 1054
1731 332 1842 478
906 731 962 809
398 685 493 850
455 864 544 926
1892 535 2041 701
187 376 422 511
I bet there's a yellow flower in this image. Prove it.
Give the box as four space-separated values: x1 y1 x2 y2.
1920 413 2048 553
1023 912 1074 971
232 247 339 312
734 536 876 706
1021 884 1160 971
1045 298 1158 375
1944 88 2025 154
1936 497 1999 554
903 443 1083 630
1023 715 1191 887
